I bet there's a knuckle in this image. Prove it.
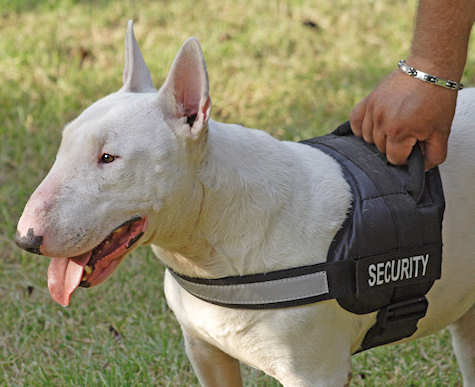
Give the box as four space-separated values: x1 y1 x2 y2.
373 109 385 128
385 125 403 139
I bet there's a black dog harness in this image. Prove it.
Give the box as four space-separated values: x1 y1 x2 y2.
170 121 445 352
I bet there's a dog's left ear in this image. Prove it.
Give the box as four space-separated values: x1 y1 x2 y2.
160 37 212 140
121 20 155 93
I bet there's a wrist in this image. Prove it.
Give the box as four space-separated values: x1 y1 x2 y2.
410 0 474 83
406 55 465 83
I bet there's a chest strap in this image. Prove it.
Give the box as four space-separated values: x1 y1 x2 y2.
169 260 353 310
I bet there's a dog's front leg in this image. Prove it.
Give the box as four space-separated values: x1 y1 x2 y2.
182 330 243 387
450 305 475 386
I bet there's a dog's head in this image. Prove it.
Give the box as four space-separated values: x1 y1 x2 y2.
15 21 211 306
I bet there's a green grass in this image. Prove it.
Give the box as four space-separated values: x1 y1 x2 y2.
1 0 474 385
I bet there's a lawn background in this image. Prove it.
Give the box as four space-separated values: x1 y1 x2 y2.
1 0 474 385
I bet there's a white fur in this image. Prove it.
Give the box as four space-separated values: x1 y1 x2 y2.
17 23 475 386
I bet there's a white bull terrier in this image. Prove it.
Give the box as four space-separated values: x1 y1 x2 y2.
15 21 475 386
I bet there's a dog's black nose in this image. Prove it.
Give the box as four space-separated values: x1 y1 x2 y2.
14 228 43 255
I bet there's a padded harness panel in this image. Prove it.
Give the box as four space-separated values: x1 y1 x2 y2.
170 121 445 352
301 121 444 315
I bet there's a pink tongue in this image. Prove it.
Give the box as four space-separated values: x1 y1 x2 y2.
47 252 91 306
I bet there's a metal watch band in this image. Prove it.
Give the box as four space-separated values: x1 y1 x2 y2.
397 59 463 91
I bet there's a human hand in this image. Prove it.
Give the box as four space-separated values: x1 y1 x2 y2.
350 68 457 170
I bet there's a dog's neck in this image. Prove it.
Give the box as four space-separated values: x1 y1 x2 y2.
149 120 352 278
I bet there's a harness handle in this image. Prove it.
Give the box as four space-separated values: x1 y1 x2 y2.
406 143 425 203
335 122 426 203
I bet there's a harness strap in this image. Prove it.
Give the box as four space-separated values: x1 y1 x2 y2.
169 260 353 309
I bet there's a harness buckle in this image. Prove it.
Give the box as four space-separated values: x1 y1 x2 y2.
378 296 428 328
358 296 428 352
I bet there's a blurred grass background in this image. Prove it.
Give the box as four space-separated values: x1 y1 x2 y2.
1 0 474 385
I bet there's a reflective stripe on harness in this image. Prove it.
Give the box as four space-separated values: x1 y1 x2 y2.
170 268 332 307
170 259 356 309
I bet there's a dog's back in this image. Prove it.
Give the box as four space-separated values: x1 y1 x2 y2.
418 88 475 334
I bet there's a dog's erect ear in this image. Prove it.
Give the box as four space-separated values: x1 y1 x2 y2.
160 37 212 140
121 20 155 93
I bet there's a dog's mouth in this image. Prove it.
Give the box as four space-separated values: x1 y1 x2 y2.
47 217 146 306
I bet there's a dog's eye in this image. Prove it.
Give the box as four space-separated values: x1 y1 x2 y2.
100 153 115 163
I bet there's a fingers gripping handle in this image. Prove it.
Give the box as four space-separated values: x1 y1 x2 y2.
340 121 426 203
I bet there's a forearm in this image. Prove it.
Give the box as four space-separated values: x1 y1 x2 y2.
409 0 475 81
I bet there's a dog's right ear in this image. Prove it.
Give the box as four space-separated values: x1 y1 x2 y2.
121 20 155 93
160 37 211 141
